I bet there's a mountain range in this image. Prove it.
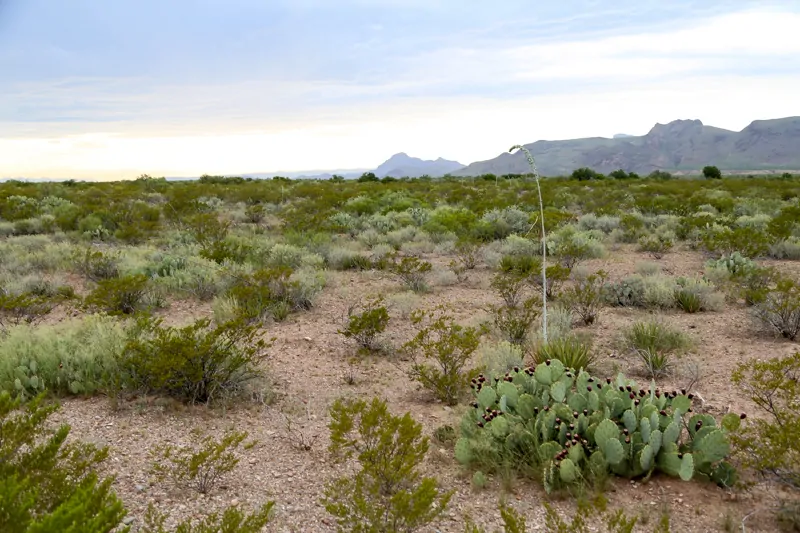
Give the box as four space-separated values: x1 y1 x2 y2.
374 152 465 178
454 117 800 177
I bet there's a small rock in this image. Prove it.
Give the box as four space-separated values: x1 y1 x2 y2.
122 517 135 525
135 484 146 493
303 337 312 342
231 499 240 506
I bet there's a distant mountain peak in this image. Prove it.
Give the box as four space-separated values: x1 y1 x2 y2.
374 153 465 178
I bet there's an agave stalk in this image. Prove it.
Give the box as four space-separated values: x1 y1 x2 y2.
509 144 547 343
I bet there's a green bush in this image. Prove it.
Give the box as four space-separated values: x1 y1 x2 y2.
151 429 253 494
0 315 126 398
753 277 800 340
119 316 270 403
84 274 149 315
731 352 799 489
74 247 120 281
338 296 390 351
142 501 273 533
456 361 737 494
603 275 646 307
322 397 453 532
674 278 724 313
0 391 128 532
638 233 673 259
561 270 607 325
404 306 486 405
491 271 530 309
491 297 541 347
390 254 432 293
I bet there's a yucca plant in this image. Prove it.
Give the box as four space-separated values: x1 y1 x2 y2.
533 335 596 371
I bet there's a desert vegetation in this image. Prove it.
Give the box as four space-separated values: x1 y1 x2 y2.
1 170 800 531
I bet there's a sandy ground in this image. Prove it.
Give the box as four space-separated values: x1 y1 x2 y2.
53 244 800 532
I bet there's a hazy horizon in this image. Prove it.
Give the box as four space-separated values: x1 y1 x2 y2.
2 0 800 180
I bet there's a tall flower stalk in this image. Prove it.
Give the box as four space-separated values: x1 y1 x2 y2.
509 144 548 343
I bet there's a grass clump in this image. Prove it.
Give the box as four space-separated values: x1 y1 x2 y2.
321 396 452 532
0 315 126 398
623 320 690 378
142 502 274 533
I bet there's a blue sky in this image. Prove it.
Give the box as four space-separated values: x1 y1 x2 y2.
1 0 799 178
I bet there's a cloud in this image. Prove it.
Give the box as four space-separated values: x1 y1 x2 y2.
1 1 799 177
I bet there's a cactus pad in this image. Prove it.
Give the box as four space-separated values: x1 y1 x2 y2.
679 453 694 481
559 458 578 483
694 429 729 464
454 438 472 464
551 381 566 403
477 386 497 409
721 412 742 432
497 381 519 408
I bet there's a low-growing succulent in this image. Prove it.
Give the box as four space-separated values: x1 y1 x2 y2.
456 359 739 493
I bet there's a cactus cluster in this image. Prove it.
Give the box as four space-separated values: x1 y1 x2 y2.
455 359 741 492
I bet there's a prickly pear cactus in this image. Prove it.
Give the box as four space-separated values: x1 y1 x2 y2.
457 359 741 492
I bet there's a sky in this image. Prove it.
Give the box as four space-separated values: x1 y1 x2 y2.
1 0 800 180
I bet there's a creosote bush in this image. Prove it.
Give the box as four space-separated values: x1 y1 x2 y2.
491 296 541 347
561 270 607 325
321 396 453 532
404 306 486 405
142 502 274 533
390 254 432 293
151 429 254 494
338 296 390 351
119 316 270 404
753 277 800 340
84 273 150 315
0 391 128 532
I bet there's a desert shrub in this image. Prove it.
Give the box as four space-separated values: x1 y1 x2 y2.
578 214 620 234
603 275 646 307
265 243 304 269
479 341 525 377
400 234 435 255
638 233 673 259
431 266 459 287
386 291 421 319
84 273 149 315
326 246 371 271
533 334 596 371
0 289 64 329
390 255 432 293
491 271 530 309
561 270 607 325
385 226 418 249
635 261 662 277
285 267 326 310
0 315 126 398
339 296 390 351
74 247 120 281
322 396 453 532
550 228 606 267
151 429 253 494
0 391 128 532
357 228 387 248
153 258 222 301
118 316 269 403
702 225 772 258
500 234 539 257
623 320 690 378
454 239 481 270
531 262 572 300
142 501 274 533
491 297 541 347
479 206 532 239
731 352 799 489
753 277 800 340
769 238 800 260
674 278 724 313
641 275 678 309
456 361 737 494
404 306 486 405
